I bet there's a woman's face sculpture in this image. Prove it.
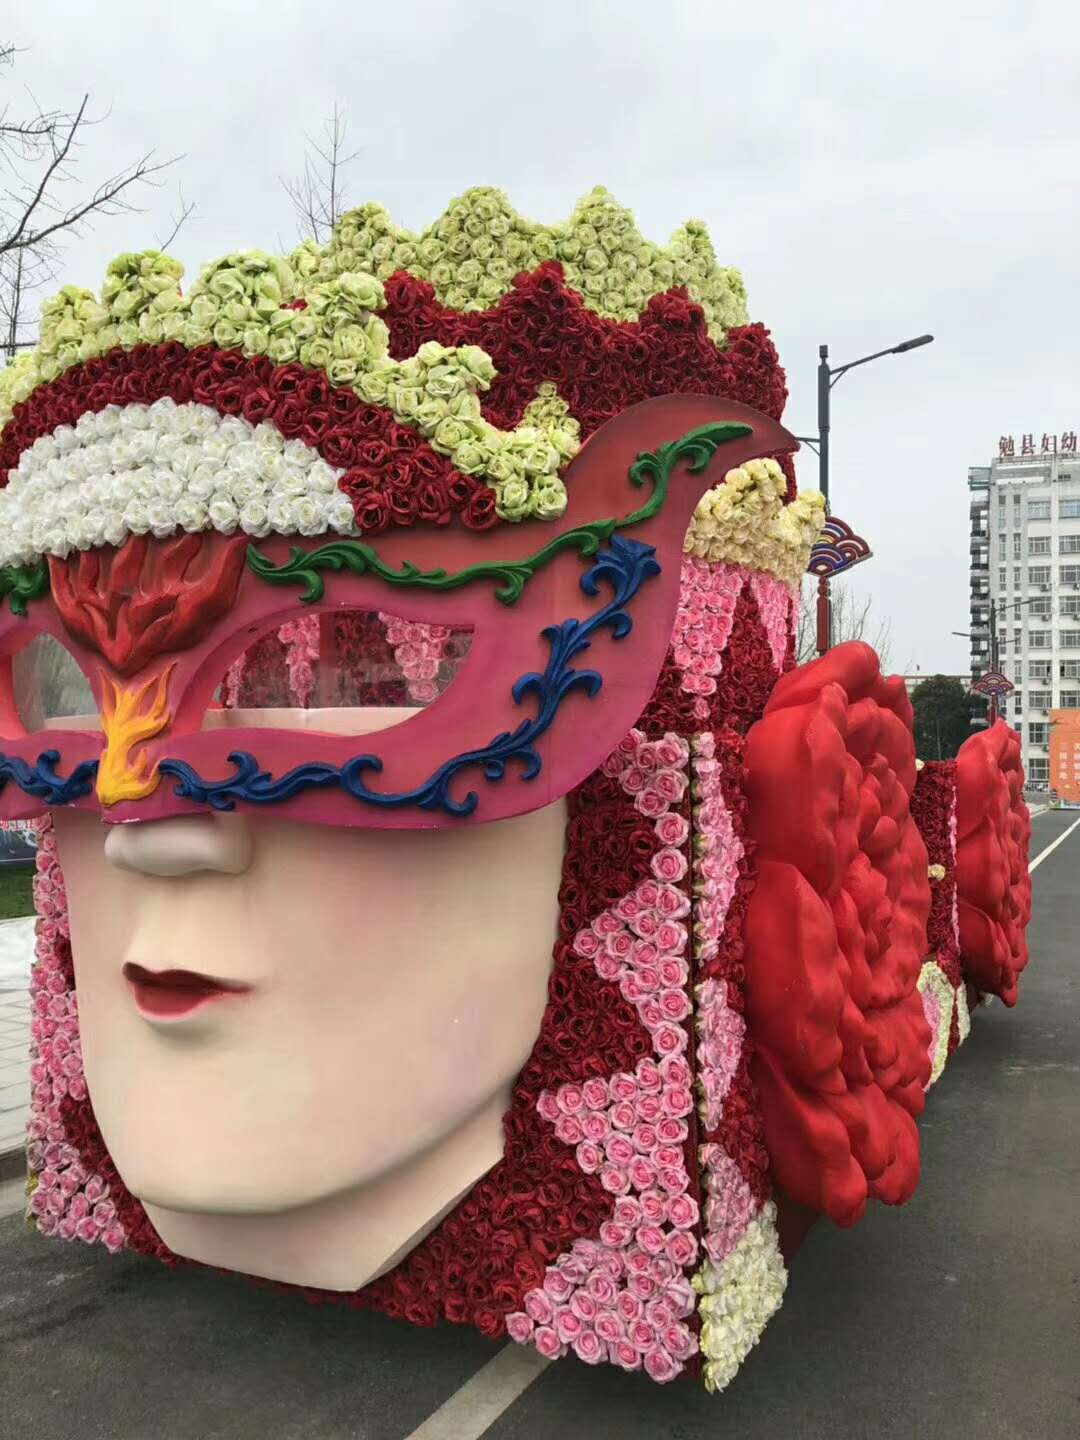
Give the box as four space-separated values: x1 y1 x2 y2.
0 391 797 1288
53 796 567 1289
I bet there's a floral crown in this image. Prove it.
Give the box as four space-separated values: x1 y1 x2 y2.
0 187 821 590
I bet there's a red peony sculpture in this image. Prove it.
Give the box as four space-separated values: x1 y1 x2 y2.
741 642 932 1226
955 721 1032 1006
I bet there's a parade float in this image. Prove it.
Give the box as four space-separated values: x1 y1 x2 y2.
0 188 1033 1392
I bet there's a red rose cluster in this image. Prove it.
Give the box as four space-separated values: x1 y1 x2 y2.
955 722 1032 1006
380 264 795 498
741 642 932 1226
909 760 966 1051
0 344 497 533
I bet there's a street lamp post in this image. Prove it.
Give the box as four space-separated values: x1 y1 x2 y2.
800 334 934 655
954 594 1043 723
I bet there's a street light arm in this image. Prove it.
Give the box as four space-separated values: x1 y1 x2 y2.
829 334 935 389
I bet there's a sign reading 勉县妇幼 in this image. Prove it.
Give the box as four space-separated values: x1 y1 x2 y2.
998 431 1078 458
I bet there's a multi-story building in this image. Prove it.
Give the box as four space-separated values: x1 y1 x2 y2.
968 431 1080 788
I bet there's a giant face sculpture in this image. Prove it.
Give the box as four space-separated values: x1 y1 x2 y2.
0 189 962 1393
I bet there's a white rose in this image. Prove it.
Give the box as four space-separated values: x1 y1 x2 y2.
175 497 209 532
123 499 151 535
120 405 151 432
326 492 356 532
102 511 127 548
228 473 259 507
207 496 239 532
147 500 175 538
305 459 338 495
96 407 122 439
252 421 284 452
266 495 295 532
292 496 323 535
186 407 217 437
239 497 270 536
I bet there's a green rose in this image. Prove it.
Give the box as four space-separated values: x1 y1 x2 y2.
415 397 448 431
266 332 298 364
452 439 486 474
532 232 557 261
532 481 567 520
432 416 467 451
299 337 332 369
496 474 531 521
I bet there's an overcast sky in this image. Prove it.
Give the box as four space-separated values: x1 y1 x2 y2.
7 0 1080 673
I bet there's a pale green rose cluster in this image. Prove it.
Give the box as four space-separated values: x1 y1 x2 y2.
357 340 576 521
693 1206 788 1394
307 186 749 340
182 251 297 355
685 459 827 588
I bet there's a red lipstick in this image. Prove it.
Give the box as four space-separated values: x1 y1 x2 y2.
122 962 251 1020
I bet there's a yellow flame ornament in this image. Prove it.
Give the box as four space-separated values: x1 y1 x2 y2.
96 664 175 807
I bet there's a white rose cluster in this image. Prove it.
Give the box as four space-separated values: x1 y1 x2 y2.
0 398 356 569
685 458 827 588
693 1203 788 1394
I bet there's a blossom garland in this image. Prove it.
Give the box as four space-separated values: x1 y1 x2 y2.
689 730 785 1392
910 760 967 1055
916 961 955 1088
507 730 699 1382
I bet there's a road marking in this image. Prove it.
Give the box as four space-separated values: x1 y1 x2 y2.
403 1344 550 1440
1029 815 1080 873
1027 804 1049 818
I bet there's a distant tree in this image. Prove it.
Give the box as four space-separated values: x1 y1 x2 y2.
1 39 184 360
911 674 980 759
281 104 358 244
794 579 893 667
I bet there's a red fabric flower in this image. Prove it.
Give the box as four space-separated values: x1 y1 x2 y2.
954 722 1032 1006
741 642 932 1226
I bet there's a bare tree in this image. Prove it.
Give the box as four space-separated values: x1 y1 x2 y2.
794 579 893 668
1 41 181 358
282 104 358 243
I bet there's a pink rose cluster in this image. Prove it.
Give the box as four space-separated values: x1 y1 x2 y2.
379 613 470 705
747 572 799 675
25 820 127 1253
690 735 775 1268
689 731 744 964
278 613 321 708
670 558 744 717
507 727 701 1381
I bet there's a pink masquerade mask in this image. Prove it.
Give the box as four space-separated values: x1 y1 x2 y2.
0 394 795 828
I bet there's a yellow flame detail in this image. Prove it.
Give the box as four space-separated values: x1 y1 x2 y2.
96 664 175 807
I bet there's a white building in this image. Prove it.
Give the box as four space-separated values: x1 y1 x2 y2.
969 432 1080 787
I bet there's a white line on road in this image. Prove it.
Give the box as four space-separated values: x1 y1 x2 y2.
1030 815 1080 873
402 1344 550 1440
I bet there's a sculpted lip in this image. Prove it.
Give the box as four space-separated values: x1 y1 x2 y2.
122 962 252 1021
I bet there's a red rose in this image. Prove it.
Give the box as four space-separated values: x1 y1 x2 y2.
955 722 1032 1005
320 429 358 468
350 488 391 535
416 479 451 525
272 397 306 438
743 641 932 1226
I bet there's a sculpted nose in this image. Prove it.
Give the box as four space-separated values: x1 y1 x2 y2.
104 815 254 877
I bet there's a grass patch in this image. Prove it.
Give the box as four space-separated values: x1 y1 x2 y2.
0 866 35 920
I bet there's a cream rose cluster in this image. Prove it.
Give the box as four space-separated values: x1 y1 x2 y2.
0 398 356 568
684 457 826 587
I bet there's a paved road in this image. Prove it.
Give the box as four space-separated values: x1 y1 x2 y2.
1 811 1077 1440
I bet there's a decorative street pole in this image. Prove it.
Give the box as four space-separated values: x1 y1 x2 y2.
800 334 934 655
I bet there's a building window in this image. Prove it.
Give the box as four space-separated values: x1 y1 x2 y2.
1029 690 1052 708
1029 660 1052 680
997 490 1007 505
1014 566 1022 587
1029 565 1051 585
1029 631 1051 648
1027 757 1049 782
1061 535 1080 554
1060 499 1080 519
1061 565 1080 585
997 566 1007 589
1060 691 1080 708
1013 534 1022 559
1028 597 1052 618
1061 596 1080 617
1014 691 1024 712
1061 631 1080 648
1029 536 1051 555
1028 722 1050 745
1013 491 1022 506
1062 660 1080 679
1028 499 1051 520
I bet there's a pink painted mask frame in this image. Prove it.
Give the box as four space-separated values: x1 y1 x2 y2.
0 395 795 829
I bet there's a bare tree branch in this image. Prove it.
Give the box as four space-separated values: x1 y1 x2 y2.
282 104 359 244
154 187 196 251
795 579 893 669
0 42 183 360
